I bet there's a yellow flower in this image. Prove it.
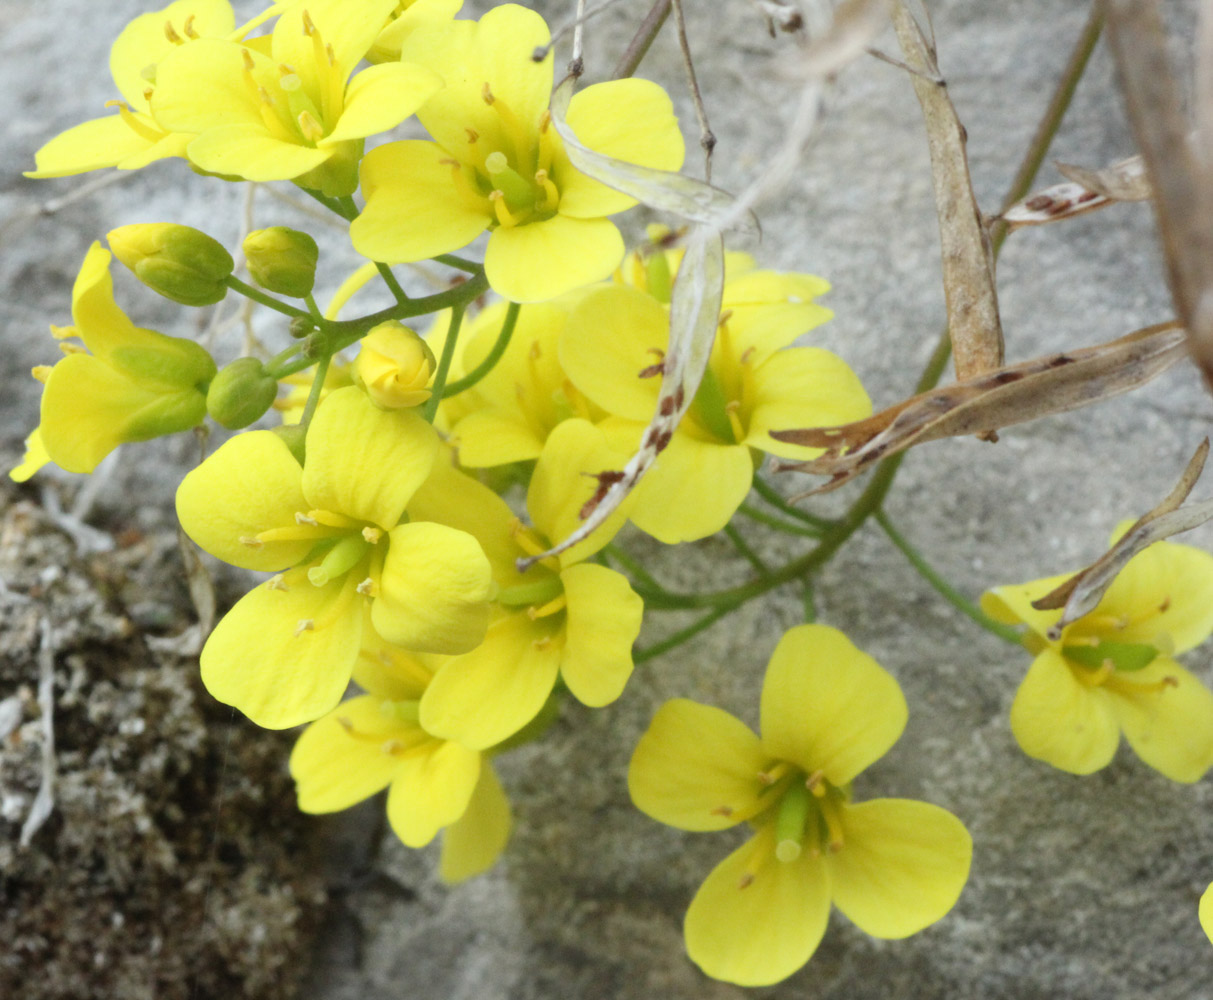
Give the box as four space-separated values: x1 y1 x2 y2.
25 242 216 476
350 4 685 303
982 531 1213 782
560 267 870 543
628 625 972 987
290 623 510 882
409 423 642 749
150 0 442 196
25 0 237 178
439 299 603 467
175 385 493 728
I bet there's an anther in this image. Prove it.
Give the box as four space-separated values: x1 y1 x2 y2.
482 82 495 105
268 575 289 591
302 10 317 35
355 577 376 596
298 110 325 143
381 739 404 755
361 526 382 544
739 346 756 365
239 535 264 548
718 309 735 325
466 127 480 143
164 21 183 43
737 873 755 890
294 619 315 636
31 365 51 385
710 805 734 816
325 42 336 66
243 49 256 72
183 14 199 38
336 716 354 733
538 109 551 133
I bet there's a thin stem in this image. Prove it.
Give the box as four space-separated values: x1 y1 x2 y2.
874 509 1022 645
603 542 666 594
738 503 823 537
423 302 466 422
634 604 739 663
375 262 410 306
671 0 715 179
751 475 833 528
299 352 332 426
433 253 484 274
444 302 521 397
224 275 311 319
298 186 356 220
723 523 771 577
304 293 322 322
613 0 672 79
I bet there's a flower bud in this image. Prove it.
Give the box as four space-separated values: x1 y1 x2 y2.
206 357 279 429
243 227 319 298
107 224 234 306
354 321 436 409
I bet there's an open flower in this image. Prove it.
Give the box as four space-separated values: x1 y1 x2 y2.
350 3 685 302
629 625 972 987
151 0 441 195
23 242 216 477
407 422 642 749
176 385 493 728
561 271 870 543
290 622 510 882
982 531 1213 782
26 0 236 178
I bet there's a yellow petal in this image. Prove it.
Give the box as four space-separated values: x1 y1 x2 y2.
200 570 363 729
71 243 151 358
560 285 667 422
556 79 685 219
176 430 312 571
980 572 1074 645
185 124 333 182
600 419 753 544
352 140 490 264
9 429 50 483
271 0 396 85
303 386 438 530
559 563 641 706
151 37 268 133
25 116 161 178
684 822 831 987
453 410 546 467
527 419 632 565
826 799 972 939
323 62 442 145
1108 657 1213 782
743 348 872 461
627 699 767 832
385 738 481 847
1009 648 1119 775
419 612 562 749
1200 883 1213 945
352 617 438 700
760 624 907 784
484 215 624 304
290 695 408 812
373 522 492 653
109 0 236 109
371 0 463 63
440 762 511 883
1094 539 1213 654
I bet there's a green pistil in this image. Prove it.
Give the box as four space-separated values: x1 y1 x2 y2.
645 251 672 304
484 151 535 211
1063 638 1159 673
307 534 370 587
774 780 811 862
380 699 421 723
689 365 736 444
497 574 564 608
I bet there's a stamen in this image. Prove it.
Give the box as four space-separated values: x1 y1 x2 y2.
818 795 845 852
534 168 560 210
294 619 315 636
381 739 404 755
298 109 325 143
710 805 734 817
296 512 320 526
58 342 86 356
482 82 495 105
757 761 790 786
355 577 376 596
538 108 551 133
268 575 289 591
164 21 183 43
31 365 51 385
466 127 480 143
735 829 776 890
532 636 552 650
527 593 567 619
239 535 264 548
183 14 199 38
105 101 164 142
804 770 825 793
725 400 746 443
361 526 382 544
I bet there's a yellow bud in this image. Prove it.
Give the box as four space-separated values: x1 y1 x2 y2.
243 227 319 298
107 224 233 306
206 357 279 429
354 321 435 409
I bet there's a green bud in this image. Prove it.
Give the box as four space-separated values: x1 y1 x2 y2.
107 223 234 306
243 227 319 298
290 316 316 339
206 357 280 429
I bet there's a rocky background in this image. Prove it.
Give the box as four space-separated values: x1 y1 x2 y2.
3 0 1212 997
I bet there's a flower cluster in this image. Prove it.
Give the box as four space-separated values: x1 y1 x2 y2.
17 0 1213 983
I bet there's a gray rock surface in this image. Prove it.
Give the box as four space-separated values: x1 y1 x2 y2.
4 0 1213 997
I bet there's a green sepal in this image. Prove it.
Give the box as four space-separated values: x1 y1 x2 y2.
206 357 280 429
1063 639 1159 673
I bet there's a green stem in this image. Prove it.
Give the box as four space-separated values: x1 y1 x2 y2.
613 0 672 79
224 275 310 319
444 302 521 398
298 186 356 220
738 503 823 538
634 603 738 663
751 475 833 529
874 509 1022 645
375 262 410 306
423 302 466 422
723 523 771 577
304 293 322 322
299 352 332 426
603 542 667 594
434 253 484 274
